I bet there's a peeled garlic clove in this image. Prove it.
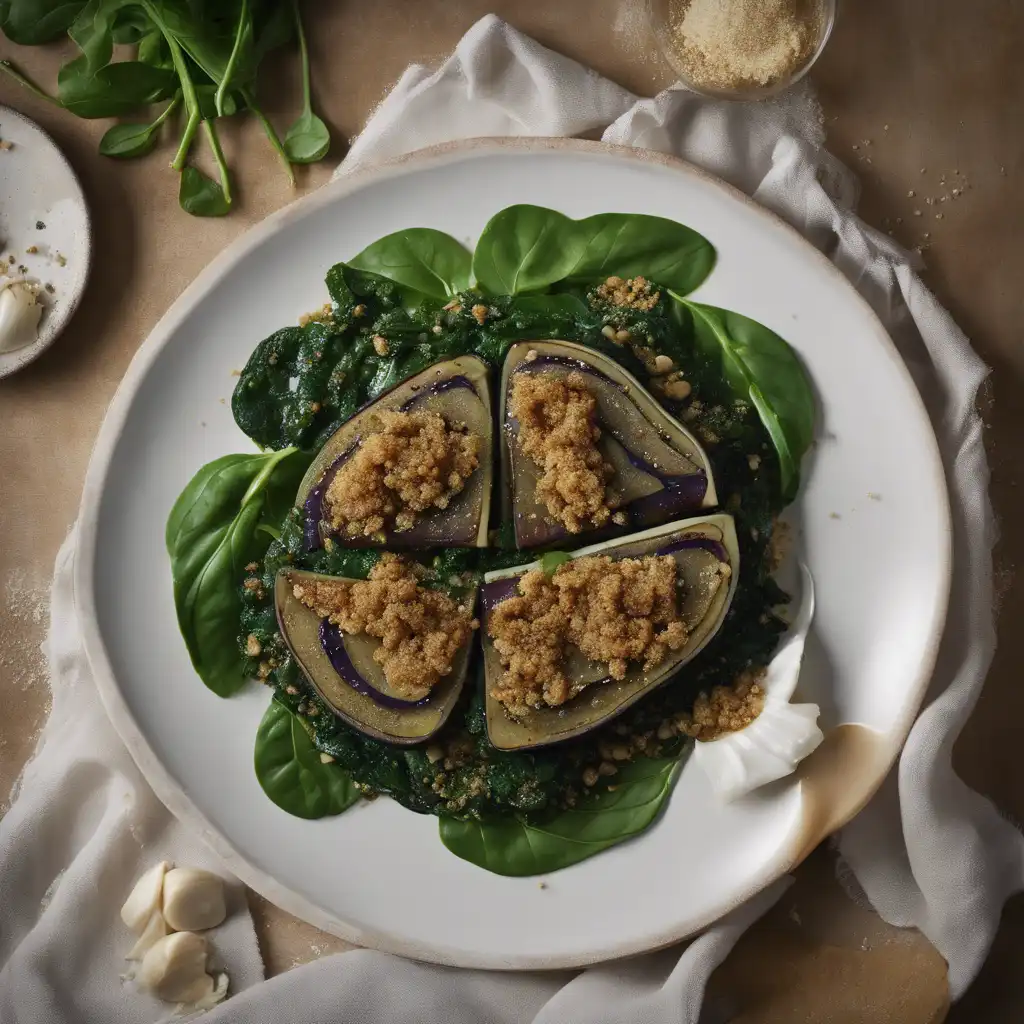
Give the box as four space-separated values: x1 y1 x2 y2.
126 909 170 961
161 867 227 931
138 931 210 1003
0 280 43 353
182 971 230 1012
121 861 171 933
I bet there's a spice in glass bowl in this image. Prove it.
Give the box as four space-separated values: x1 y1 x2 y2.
662 0 828 94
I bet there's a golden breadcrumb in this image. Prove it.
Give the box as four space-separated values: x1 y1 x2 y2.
675 669 766 740
324 410 480 538
488 554 689 714
594 275 661 311
292 555 478 701
509 371 613 533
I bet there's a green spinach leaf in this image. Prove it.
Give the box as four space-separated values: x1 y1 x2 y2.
439 754 683 876
472 205 588 295
677 298 815 499
348 228 472 302
99 93 179 157
282 0 329 163
567 212 715 295
1 0 86 45
255 698 360 818
166 446 311 697
179 164 230 216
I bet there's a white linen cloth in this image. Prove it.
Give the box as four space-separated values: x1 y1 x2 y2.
2 13 1021 1021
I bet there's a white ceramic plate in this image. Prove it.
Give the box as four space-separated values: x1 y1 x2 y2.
76 140 950 969
0 105 90 379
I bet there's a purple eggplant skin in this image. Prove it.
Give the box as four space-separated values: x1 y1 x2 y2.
318 619 430 709
480 514 739 751
500 341 717 548
297 356 493 552
275 568 476 746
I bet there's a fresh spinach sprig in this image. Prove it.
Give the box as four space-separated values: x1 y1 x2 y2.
0 0 331 216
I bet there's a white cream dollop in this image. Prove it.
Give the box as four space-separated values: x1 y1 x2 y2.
161 868 227 932
693 566 823 801
0 280 43 353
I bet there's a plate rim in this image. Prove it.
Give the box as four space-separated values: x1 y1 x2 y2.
73 137 952 969
0 104 92 380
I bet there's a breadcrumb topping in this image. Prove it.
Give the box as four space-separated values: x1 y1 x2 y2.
292 555 478 701
594 275 661 311
509 371 613 533
675 669 766 740
488 554 689 714
324 410 480 538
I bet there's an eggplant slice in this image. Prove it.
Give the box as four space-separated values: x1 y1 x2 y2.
500 341 717 548
480 514 739 751
276 568 475 745
297 356 493 550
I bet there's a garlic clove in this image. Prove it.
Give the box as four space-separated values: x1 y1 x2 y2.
181 971 230 1012
0 280 43 354
126 909 170 961
121 861 171 933
161 867 227 932
138 931 210 1003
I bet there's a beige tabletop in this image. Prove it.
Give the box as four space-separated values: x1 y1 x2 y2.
2 2 1023 1020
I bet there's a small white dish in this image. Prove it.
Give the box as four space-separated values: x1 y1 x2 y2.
0 105 91 379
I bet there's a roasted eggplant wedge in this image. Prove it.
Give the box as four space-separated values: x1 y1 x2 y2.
480 514 738 751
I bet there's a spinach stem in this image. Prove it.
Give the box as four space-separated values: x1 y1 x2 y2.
216 0 250 117
173 107 201 172
151 93 182 132
143 1 202 171
203 120 233 205
0 60 61 107
291 0 312 115
243 88 296 186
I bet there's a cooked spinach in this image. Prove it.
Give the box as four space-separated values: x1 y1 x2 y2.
674 297 815 499
439 754 684 876
0 0 330 216
255 698 360 818
166 446 310 696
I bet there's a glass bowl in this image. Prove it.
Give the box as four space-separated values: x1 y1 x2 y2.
648 0 837 101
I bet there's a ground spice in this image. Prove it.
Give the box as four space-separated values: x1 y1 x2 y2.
667 0 823 91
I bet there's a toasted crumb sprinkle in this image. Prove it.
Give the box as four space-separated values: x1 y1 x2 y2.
292 555 478 700
595 275 660 311
245 634 262 657
488 554 690 714
298 302 334 327
676 670 766 740
471 304 488 325
324 409 480 538
509 371 613 533
372 334 389 356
